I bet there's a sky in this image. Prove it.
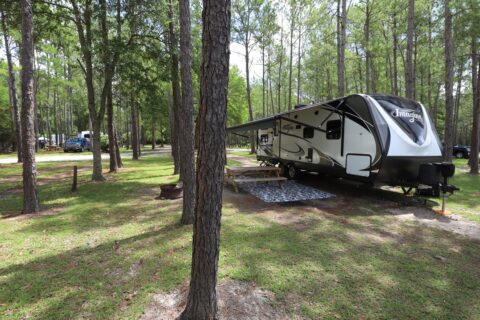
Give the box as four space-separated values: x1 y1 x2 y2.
229 42 263 81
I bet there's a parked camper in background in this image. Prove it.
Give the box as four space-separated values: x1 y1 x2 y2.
228 94 458 197
78 131 91 139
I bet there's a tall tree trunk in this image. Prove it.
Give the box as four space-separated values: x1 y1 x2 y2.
125 110 130 150
114 126 123 168
131 93 139 161
179 0 230 317
262 44 265 116
1 10 22 162
288 8 295 108
296 27 301 104
168 0 181 175
470 39 479 174
178 0 196 225
453 63 463 144
354 43 363 92
443 0 454 162
427 5 433 113
433 82 441 128
71 0 106 181
152 124 156 150
337 0 346 96
277 22 284 112
107 86 118 172
392 11 399 96
20 0 39 213
244 34 255 153
364 0 371 94
405 0 415 99
53 81 58 145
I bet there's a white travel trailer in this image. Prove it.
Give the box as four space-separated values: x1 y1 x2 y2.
228 94 457 196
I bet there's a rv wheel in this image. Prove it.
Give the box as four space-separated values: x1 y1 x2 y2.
286 164 298 180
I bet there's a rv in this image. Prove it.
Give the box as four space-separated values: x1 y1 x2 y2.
228 94 456 196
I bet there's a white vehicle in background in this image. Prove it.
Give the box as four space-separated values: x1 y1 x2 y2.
77 131 92 150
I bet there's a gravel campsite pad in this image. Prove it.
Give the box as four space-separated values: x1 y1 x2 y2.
239 180 335 203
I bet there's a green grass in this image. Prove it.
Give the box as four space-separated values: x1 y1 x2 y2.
0 156 479 319
229 150 257 159
437 159 480 222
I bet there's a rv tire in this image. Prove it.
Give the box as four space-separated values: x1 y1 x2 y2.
286 164 298 180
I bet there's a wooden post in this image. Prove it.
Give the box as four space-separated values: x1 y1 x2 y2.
71 165 77 192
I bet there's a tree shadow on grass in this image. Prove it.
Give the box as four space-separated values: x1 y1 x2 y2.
0 222 191 320
219 212 480 319
1 156 179 229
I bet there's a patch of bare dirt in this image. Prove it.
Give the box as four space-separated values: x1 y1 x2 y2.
0 187 22 199
0 175 22 184
387 206 480 241
2 206 64 221
140 279 292 320
227 154 258 167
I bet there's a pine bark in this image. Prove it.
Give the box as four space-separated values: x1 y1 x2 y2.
131 93 139 161
20 0 39 213
443 0 454 162
336 0 346 96
168 0 181 175
1 11 23 162
392 11 399 96
107 86 118 172
152 125 156 150
453 64 463 144
178 0 196 225
288 7 295 108
470 38 479 174
405 0 415 99
277 23 284 112
296 27 301 104
364 0 371 93
179 0 230 317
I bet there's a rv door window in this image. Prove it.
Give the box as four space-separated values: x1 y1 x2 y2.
303 127 314 139
326 120 341 139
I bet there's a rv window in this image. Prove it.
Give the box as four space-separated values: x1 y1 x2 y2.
260 134 269 143
303 127 314 139
326 120 341 139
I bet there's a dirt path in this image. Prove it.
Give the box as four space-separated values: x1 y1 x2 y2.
0 148 171 164
387 206 480 241
227 153 258 166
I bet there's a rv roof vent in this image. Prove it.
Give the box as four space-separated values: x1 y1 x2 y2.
294 104 307 109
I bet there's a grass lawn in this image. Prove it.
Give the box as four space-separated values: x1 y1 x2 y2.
439 159 480 222
0 155 479 319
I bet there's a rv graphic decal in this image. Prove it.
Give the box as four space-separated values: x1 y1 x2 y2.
391 108 423 124
281 143 305 156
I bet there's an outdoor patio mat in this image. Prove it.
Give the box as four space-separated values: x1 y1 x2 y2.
239 179 335 203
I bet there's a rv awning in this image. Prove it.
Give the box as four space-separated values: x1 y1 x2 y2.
227 116 276 132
